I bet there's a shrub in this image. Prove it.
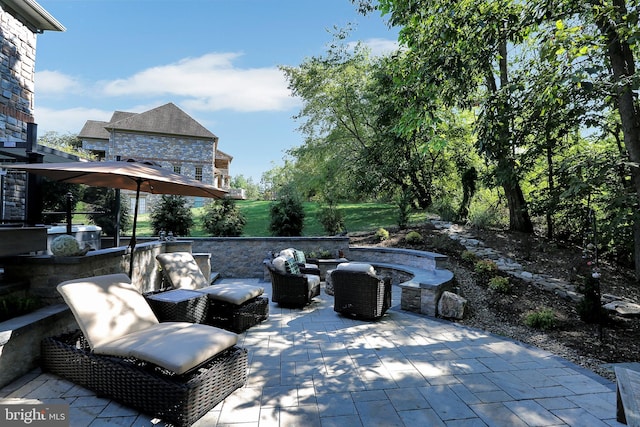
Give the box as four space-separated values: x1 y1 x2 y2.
150 195 194 236
375 228 389 242
405 231 423 244
201 197 246 236
269 184 305 236
474 259 498 275
488 276 511 294
461 250 478 264
317 206 345 235
308 249 333 259
524 308 556 330
0 295 43 322
474 259 498 285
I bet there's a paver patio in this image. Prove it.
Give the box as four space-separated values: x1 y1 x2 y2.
0 278 625 426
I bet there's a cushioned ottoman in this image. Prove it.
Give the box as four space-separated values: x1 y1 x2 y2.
156 252 270 332
196 283 269 332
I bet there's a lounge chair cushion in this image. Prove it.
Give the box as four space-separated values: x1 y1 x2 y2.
57 273 160 349
156 252 209 290
196 283 265 305
337 262 376 276
95 322 238 375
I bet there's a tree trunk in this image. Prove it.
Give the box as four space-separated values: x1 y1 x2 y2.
502 180 534 233
594 0 640 279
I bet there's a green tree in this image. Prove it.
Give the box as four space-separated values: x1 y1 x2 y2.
38 131 93 158
269 184 305 236
150 195 194 236
40 180 82 225
83 187 130 236
201 197 246 236
282 33 475 215
230 174 260 200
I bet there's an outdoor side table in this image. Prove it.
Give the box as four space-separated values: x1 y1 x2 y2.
145 289 208 323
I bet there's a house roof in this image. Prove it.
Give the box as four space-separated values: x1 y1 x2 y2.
78 120 110 140
2 0 65 32
216 149 233 161
104 103 218 140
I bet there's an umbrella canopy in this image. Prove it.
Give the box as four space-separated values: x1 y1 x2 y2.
5 159 227 276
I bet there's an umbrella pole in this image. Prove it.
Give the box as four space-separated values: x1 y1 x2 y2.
128 181 141 278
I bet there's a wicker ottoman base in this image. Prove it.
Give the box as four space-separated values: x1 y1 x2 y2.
41 331 248 427
207 296 269 333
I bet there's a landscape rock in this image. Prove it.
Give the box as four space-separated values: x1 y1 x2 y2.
603 300 640 318
438 291 467 319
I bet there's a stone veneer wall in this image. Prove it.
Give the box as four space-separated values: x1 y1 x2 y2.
0 4 36 145
0 3 38 222
190 236 350 278
107 132 218 211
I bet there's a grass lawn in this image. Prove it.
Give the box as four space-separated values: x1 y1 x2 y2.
133 200 426 237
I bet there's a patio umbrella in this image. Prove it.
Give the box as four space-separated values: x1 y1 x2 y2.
5 159 227 276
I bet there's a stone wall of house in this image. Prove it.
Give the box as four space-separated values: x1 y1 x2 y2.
109 132 216 185
2 170 26 221
0 4 36 145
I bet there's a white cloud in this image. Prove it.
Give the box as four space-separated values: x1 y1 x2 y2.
99 52 297 112
35 70 83 95
33 106 113 134
348 38 399 57
363 38 400 56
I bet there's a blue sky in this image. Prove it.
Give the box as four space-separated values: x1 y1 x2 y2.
34 0 398 183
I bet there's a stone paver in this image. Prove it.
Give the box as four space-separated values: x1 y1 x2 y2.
0 278 625 427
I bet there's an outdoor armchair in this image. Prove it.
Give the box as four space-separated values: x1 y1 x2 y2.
331 263 392 319
279 248 321 276
42 273 248 427
156 252 269 332
266 256 321 307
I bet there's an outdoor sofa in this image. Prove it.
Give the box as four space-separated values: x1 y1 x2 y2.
41 273 248 427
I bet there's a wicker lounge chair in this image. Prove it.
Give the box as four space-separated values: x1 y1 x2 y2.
42 273 248 427
156 252 269 332
266 256 321 307
331 264 392 319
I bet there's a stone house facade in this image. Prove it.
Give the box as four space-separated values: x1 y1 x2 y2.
0 0 66 222
79 102 238 214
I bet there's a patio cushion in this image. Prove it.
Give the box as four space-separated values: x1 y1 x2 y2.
95 322 238 375
279 248 295 259
272 256 288 274
156 252 209 290
337 262 376 276
57 273 159 349
196 283 264 305
284 257 301 275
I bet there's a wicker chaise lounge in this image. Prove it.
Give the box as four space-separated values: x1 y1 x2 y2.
156 252 269 332
41 273 248 427
331 263 392 319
